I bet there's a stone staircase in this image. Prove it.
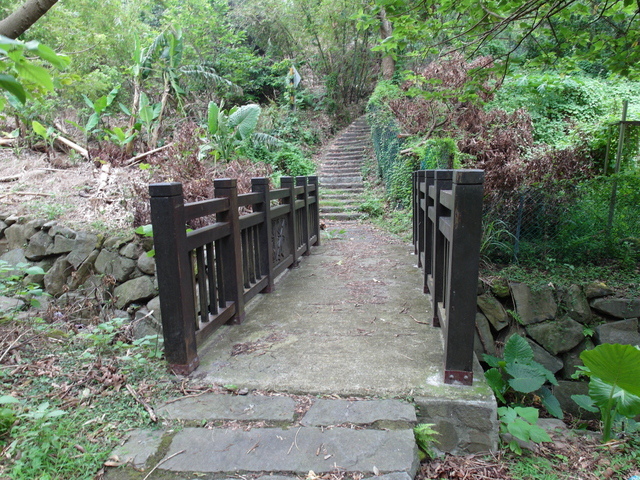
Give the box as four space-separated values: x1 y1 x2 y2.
319 116 371 221
107 393 420 479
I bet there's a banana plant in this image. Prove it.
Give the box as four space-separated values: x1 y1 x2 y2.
202 100 280 163
67 85 120 143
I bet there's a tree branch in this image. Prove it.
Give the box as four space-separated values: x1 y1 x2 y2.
0 0 59 39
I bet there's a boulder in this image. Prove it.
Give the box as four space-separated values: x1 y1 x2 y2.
103 234 134 251
563 284 593 324
4 222 36 249
477 294 509 331
0 295 23 314
68 250 100 290
132 307 163 339
475 312 496 356
25 231 53 261
67 232 100 269
561 339 595 380
0 220 7 236
137 252 155 275
526 338 563 374
94 249 136 282
0 248 28 276
114 276 157 309
525 316 584 355
584 282 614 299
48 234 76 255
510 282 557 325
552 381 596 418
595 318 640 346
48 224 76 239
490 277 511 299
590 298 640 319
120 242 143 260
44 256 73 296
146 296 162 325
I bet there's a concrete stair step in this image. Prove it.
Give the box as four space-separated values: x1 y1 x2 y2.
108 395 419 478
320 205 361 213
321 183 364 190
319 175 363 184
321 212 365 221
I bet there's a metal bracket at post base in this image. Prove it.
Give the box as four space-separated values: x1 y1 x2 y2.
169 357 200 376
444 370 473 386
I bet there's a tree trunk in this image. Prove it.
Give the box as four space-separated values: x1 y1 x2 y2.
0 0 59 39
379 8 395 80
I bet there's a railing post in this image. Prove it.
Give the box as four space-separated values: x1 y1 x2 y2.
251 177 275 293
281 176 299 266
297 176 310 255
149 182 199 375
412 171 418 257
422 170 435 295
443 169 484 386
309 176 320 246
415 171 427 268
214 178 245 324
428 170 453 327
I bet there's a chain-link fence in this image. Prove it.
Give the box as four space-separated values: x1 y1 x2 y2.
484 175 640 265
367 105 404 187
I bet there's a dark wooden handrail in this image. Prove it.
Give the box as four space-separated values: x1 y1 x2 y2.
412 169 484 386
149 176 320 374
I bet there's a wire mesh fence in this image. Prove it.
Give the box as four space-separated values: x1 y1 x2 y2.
484 175 640 265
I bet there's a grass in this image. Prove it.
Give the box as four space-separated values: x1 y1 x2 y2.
0 312 178 479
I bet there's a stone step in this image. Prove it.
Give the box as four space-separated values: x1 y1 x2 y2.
107 394 419 479
321 183 364 190
321 212 365 221
319 175 363 184
320 205 360 213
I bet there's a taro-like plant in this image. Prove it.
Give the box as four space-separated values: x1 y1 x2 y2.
484 334 563 419
572 343 640 442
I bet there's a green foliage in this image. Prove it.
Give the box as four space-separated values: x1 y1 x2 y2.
0 261 46 311
572 343 640 442
484 335 562 419
498 406 551 454
0 36 69 111
413 423 438 460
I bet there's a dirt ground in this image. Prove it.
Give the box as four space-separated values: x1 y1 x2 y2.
0 147 146 232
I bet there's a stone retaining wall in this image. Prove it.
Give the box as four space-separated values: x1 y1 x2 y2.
0 213 162 337
475 278 640 413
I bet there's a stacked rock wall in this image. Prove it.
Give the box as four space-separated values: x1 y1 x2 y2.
475 278 640 413
0 214 161 337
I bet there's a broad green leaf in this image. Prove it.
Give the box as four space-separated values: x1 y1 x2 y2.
15 62 54 91
106 85 120 107
572 394 599 413
118 102 131 116
229 104 260 139
528 425 552 443
25 266 45 276
482 353 501 368
0 74 26 103
82 94 94 110
86 113 99 132
514 406 539 424
32 120 48 139
581 344 640 397
207 101 219 135
539 387 563 419
34 43 70 69
484 368 507 403
503 334 533 364
506 363 546 393
139 105 155 126
93 95 108 114
531 361 558 386
498 406 517 424
0 395 19 404
507 418 532 442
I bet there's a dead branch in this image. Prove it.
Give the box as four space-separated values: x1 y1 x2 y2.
0 138 16 146
0 175 19 182
54 135 89 159
125 143 174 167
125 384 158 423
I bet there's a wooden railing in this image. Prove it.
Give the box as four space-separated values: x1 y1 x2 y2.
412 169 484 385
149 176 320 374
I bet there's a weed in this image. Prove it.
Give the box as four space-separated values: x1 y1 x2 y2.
414 423 438 459
323 228 346 240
